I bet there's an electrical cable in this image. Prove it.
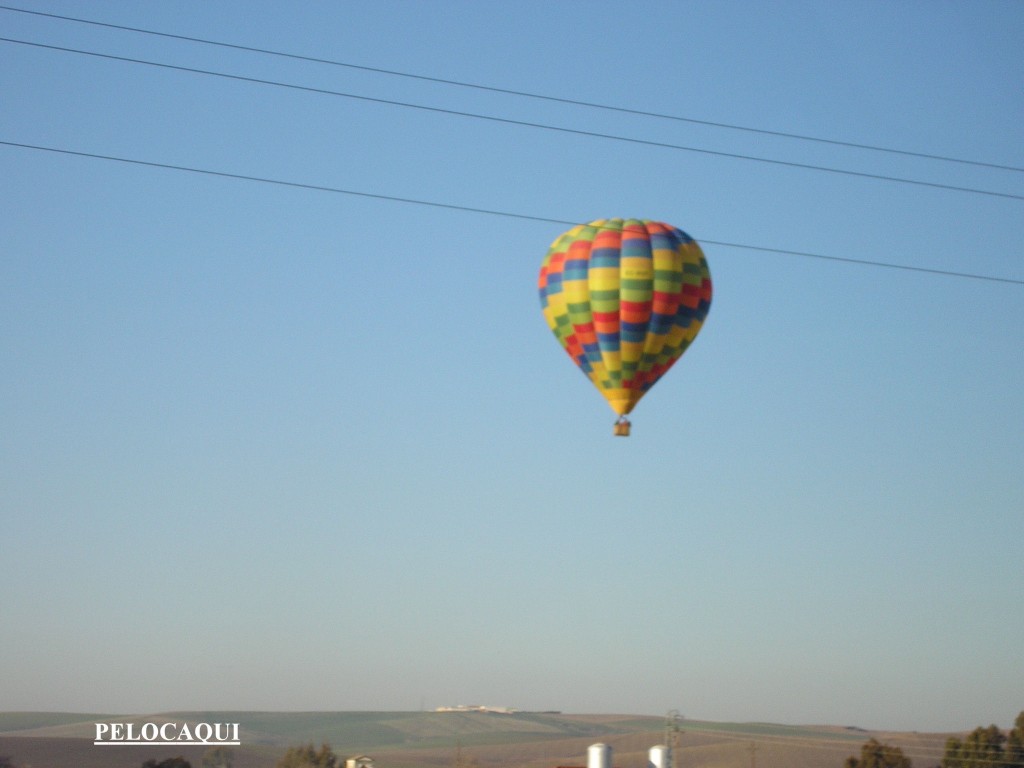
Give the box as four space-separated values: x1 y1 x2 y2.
577 723 1022 768
678 725 1024 768
661 721 1024 767
3 139 1021 286
3 36 1022 204
1 3 1021 174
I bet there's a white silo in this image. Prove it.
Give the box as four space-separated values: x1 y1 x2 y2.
588 743 612 768
648 744 670 768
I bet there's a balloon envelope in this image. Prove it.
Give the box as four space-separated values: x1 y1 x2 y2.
538 218 712 416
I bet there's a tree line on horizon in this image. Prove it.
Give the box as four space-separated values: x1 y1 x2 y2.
0 747 233 768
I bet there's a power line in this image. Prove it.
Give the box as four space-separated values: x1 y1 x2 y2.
3 139 1021 286
688 732 1021 768
620 722 1016 768
695 239 1023 284
2 3 1021 174
4 36 1022 204
676 722 1023 766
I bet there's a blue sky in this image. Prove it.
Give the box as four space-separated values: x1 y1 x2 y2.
1 0 1021 734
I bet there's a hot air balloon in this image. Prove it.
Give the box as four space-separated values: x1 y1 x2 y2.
538 218 712 436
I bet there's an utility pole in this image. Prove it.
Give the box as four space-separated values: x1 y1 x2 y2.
665 710 683 768
747 742 758 768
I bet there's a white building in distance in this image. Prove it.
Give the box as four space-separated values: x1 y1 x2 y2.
434 705 517 714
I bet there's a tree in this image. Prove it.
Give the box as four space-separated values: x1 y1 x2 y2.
844 738 911 768
202 746 234 768
940 713 1024 768
1006 712 1024 768
276 743 338 768
942 725 1006 768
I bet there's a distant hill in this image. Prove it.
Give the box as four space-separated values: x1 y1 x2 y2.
0 711 953 768
0 711 655 748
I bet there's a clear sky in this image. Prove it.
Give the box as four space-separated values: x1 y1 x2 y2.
1 0 1021 734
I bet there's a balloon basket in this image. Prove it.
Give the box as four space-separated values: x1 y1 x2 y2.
613 418 631 437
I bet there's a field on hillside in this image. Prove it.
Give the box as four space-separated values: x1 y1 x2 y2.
0 711 951 768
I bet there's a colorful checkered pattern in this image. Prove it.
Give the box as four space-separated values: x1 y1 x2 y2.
538 219 712 416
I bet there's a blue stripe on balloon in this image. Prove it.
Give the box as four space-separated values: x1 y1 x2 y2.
591 247 620 268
